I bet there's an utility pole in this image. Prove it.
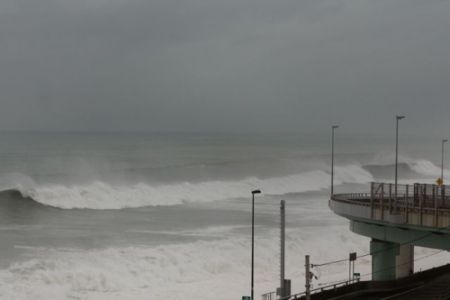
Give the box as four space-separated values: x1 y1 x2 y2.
305 255 311 300
277 200 291 300
280 200 286 298
250 190 261 300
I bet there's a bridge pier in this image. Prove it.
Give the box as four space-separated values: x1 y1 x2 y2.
370 239 414 280
396 244 414 278
371 239 398 280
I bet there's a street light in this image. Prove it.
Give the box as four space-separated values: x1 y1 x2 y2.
441 139 448 185
331 125 339 197
395 115 405 205
251 189 261 300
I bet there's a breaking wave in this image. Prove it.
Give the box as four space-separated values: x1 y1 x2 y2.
0 164 373 210
2 159 445 210
363 159 448 180
0 227 371 300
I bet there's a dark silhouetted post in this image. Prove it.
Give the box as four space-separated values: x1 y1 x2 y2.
442 139 448 185
251 189 261 300
331 125 339 197
395 116 405 208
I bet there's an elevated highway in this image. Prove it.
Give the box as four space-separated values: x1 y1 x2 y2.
330 182 450 280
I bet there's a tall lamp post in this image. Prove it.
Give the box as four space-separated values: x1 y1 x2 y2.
441 139 448 185
395 115 405 205
251 189 261 300
331 125 339 197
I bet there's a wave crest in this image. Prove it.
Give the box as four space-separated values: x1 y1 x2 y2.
3 164 373 210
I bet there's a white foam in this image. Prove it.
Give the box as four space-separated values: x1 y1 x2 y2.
0 168 447 300
9 164 373 209
4 227 443 300
370 153 414 166
408 159 450 178
128 225 247 238
334 164 373 184
0 226 371 300
369 154 450 179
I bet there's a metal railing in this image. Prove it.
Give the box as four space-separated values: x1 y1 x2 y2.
285 279 357 300
262 279 358 300
332 182 450 227
370 182 450 209
261 291 277 300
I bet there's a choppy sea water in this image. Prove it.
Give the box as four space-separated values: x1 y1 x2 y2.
0 132 448 299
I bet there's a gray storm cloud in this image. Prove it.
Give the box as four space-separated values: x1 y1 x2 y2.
0 0 449 135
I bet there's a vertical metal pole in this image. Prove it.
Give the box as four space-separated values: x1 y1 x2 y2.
348 259 351 282
420 185 423 225
370 182 374 219
305 255 311 300
405 184 409 223
251 193 254 300
389 183 392 213
415 183 419 208
434 185 438 227
280 200 286 298
442 185 445 209
395 117 399 207
331 125 339 197
381 184 385 220
442 141 445 183
395 116 405 212
442 140 447 185
250 190 260 300
352 261 355 283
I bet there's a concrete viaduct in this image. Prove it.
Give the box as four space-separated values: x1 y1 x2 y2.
330 182 450 281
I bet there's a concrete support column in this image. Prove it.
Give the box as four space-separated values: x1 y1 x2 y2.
396 244 414 279
370 239 399 281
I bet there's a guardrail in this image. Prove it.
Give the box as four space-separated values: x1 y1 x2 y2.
283 280 353 300
262 264 450 300
262 279 358 300
261 291 276 300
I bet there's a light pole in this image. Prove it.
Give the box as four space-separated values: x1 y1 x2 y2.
395 115 405 205
442 139 448 185
331 125 339 197
251 189 261 300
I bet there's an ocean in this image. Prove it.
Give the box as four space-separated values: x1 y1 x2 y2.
0 132 447 299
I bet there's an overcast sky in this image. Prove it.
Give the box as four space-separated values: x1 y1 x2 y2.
1 0 449 135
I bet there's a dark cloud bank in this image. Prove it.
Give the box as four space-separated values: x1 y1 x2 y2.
1 0 450 135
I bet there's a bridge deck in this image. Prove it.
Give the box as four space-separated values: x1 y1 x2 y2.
331 182 450 230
